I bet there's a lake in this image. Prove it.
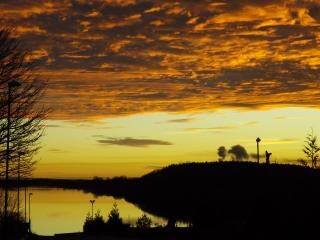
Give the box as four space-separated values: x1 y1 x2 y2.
7 187 166 236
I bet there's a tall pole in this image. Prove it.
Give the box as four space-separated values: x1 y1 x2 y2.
4 84 12 240
90 200 95 218
256 137 261 164
24 184 27 222
17 153 21 220
29 193 32 228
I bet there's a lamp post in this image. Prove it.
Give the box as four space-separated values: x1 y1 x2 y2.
28 193 33 226
4 79 21 240
90 200 95 218
256 137 261 163
17 151 25 220
25 182 27 222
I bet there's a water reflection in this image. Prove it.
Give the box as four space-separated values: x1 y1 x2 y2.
7 187 165 235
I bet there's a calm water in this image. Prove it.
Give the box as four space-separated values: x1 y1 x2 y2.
7 187 165 235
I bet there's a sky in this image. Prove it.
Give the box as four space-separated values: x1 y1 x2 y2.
1 0 320 178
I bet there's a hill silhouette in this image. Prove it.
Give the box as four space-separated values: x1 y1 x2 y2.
122 162 320 238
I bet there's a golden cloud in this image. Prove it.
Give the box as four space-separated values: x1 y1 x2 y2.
0 0 319 120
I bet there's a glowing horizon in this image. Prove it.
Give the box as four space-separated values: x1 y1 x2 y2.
33 107 320 178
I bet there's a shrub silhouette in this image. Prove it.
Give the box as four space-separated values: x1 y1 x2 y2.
105 203 128 232
106 203 123 227
83 210 105 234
83 204 128 234
136 213 152 229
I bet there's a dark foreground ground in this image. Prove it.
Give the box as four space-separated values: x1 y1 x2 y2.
12 162 320 238
28 229 192 240
29 233 144 240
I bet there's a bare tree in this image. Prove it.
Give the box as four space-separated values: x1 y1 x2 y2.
303 130 320 169
0 29 47 238
0 29 47 177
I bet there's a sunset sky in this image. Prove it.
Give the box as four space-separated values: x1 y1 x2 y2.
1 0 320 178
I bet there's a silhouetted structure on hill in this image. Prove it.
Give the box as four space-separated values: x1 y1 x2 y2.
265 151 272 164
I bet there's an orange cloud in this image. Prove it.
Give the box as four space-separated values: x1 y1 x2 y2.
0 0 319 120
15 25 47 36
102 0 136 7
0 1 70 19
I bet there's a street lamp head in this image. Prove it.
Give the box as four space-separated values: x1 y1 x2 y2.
256 137 261 143
8 79 22 88
90 200 95 204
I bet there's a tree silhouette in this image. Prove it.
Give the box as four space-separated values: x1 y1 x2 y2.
228 145 249 161
303 130 320 168
217 146 227 162
0 29 47 178
83 210 105 234
136 213 152 229
0 29 47 240
106 203 123 229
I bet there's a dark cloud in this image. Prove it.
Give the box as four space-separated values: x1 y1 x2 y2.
309 4 320 21
97 137 173 147
119 92 169 100
47 148 68 153
185 125 237 133
281 138 297 142
164 118 194 123
184 122 257 133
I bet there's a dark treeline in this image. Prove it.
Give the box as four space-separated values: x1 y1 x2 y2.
1 176 138 199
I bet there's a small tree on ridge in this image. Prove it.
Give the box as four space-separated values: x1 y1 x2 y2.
303 130 320 168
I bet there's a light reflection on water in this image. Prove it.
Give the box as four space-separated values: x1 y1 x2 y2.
6 187 166 235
